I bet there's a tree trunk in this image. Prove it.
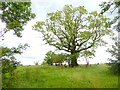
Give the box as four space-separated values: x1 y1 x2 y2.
70 53 78 67
86 62 89 67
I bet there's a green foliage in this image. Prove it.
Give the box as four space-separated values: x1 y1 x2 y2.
99 0 120 30
0 2 35 88
100 0 120 75
0 2 35 37
99 0 120 14
52 53 66 64
1 44 29 88
81 49 95 58
44 51 66 65
33 5 113 66
44 51 55 65
107 40 120 75
2 59 20 88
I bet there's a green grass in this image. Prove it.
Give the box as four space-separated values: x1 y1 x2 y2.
10 64 118 88
0 72 1 89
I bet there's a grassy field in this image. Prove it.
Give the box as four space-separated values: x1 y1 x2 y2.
10 64 118 88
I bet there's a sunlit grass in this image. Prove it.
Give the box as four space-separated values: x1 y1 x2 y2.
11 64 118 88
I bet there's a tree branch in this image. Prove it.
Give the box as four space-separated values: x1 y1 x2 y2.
76 29 99 52
0 28 10 40
49 43 70 52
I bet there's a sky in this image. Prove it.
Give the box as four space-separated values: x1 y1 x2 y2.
0 0 117 65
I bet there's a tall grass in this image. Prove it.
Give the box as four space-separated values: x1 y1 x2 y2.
11 64 118 88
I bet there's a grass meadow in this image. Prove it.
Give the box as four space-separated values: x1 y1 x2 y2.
9 64 118 88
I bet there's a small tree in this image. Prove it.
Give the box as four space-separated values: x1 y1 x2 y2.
33 5 113 67
34 60 39 65
44 51 66 66
44 51 55 65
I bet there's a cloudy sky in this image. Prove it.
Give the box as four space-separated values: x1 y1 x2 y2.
1 0 117 65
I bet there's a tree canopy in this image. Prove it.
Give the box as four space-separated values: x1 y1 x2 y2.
44 51 55 65
33 5 113 67
0 2 35 38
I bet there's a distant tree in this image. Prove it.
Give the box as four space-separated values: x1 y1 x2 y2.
33 5 113 67
34 60 39 65
44 51 55 65
44 51 66 66
41 61 47 65
52 53 66 66
65 54 72 66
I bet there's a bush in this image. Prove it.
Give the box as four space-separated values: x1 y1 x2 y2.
109 60 120 75
1 44 28 88
2 59 20 88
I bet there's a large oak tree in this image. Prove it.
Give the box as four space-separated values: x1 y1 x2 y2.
33 5 113 67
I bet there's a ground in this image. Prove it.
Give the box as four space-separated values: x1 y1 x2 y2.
9 64 118 88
